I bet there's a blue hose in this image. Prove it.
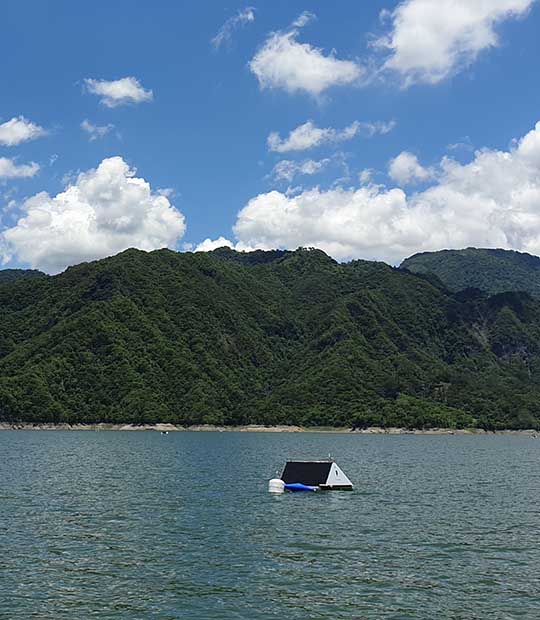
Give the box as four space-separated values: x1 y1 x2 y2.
284 482 318 492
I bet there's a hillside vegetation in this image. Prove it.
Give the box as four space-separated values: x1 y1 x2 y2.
401 248 540 297
0 269 46 283
1 247 540 430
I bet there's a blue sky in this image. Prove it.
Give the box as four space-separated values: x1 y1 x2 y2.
1 1 540 272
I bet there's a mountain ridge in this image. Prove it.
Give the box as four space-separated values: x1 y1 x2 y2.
401 247 540 297
0 268 47 283
1 247 540 430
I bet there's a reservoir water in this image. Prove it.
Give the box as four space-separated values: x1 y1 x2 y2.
1 431 539 619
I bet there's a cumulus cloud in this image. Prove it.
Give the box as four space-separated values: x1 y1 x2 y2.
388 151 435 185
249 13 362 96
232 186 410 263
0 158 39 179
268 119 394 153
225 121 540 264
84 77 153 108
194 237 254 253
211 7 255 49
271 158 331 183
195 236 234 252
2 156 185 273
81 119 114 141
375 0 535 85
0 116 47 146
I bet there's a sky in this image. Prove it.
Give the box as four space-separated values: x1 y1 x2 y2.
1 0 540 273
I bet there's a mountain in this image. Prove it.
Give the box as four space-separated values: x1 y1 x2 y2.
401 248 540 297
1 247 540 430
0 269 46 283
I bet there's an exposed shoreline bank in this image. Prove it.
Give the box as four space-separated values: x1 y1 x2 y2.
0 422 538 435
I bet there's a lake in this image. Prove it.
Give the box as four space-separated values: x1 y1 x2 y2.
1 431 539 619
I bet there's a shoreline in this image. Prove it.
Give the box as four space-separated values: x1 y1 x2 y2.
0 422 538 435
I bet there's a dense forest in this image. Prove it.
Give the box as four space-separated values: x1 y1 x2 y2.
401 248 540 297
0 269 46 284
2 246 540 430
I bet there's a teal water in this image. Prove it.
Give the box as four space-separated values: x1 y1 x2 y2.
1 431 539 619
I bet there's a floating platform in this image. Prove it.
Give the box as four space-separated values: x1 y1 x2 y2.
269 460 353 493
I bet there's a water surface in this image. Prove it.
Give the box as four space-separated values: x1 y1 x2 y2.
1 431 539 619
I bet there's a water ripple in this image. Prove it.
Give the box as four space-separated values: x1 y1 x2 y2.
1 431 539 619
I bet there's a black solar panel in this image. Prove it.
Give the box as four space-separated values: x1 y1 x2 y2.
281 461 332 486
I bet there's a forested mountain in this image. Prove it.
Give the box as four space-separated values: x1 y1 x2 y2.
0 269 46 283
401 248 540 297
1 247 540 429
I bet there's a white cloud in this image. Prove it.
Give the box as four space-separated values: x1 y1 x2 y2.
376 0 535 85
359 168 374 185
81 119 114 141
226 122 540 264
388 151 435 185
194 237 255 253
268 119 394 153
271 158 331 183
212 7 255 49
361 120 397 137
84 77 153 108
195 236 234 252
0 116 46 146
447 138 474 152
249 14 362 96
291 11 316 29
2 156 185 273
0 158 39 179
232 186 410 262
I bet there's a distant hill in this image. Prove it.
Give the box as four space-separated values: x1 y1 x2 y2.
1 247 540 429
401 248 540 297
0 269 46 283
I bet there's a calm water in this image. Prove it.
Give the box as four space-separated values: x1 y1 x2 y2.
1 431 539 619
